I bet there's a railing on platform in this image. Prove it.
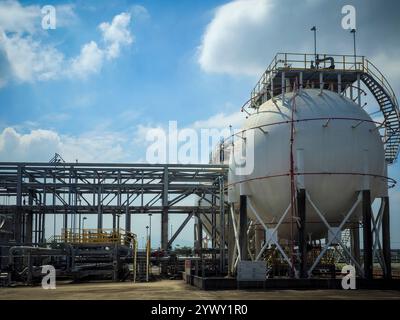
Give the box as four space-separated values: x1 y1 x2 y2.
49 228 136 245
250 52 398 112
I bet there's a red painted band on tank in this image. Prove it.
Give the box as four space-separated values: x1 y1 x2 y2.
226 172 396 188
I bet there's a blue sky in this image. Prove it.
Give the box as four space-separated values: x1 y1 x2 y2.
0 0 399 248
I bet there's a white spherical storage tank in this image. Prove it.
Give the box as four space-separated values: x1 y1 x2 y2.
228 88 387 240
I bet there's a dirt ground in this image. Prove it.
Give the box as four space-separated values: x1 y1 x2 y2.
0 280 399 300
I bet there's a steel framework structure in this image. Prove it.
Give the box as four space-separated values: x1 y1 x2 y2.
0 162 227 255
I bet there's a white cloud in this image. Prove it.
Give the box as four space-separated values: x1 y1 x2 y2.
0 31 64 83
0 0 40 34
0 110 243 165
99 12 133 59
0 127 60 161
0 127 129 162
198 0 274 76
70 41 104 78
0 1 134 86
197 0 400 78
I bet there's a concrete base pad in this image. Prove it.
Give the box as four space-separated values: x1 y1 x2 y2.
187 275 400 291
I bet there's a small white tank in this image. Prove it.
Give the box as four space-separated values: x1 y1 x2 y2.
228 89 387 240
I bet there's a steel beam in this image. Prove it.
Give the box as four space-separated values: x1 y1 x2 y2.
167 212 193 248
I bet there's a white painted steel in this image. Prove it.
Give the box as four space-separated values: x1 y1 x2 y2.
228 89 386 240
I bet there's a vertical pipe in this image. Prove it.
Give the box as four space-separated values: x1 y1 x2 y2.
338 73 342 94
362 190 373 280
382 196 392 279
281 71 285 102
219 176 225 274
239 195 248 260
297 188 306 278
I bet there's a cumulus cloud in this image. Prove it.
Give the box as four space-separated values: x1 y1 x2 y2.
0 0 39 34
99 12 133 59
198 0 400 78
70 41 104 78
0 1 135 85
198 0 274 76
0 31 64 83
0 127 128 162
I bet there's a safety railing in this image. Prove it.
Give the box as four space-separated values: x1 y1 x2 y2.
362 59 399 114
50 228 136 245
250 53 398 113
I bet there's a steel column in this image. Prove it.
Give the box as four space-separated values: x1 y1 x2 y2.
362 190 373 280
297 188 306 278
15 165 22 243
350 226 361 265
97 186 102 229
125 193 131 232
382 196 392 279
239 195 248 260
161 166 169 250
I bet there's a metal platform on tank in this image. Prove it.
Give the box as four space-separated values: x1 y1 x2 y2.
245 52 400 164
185 275 400 291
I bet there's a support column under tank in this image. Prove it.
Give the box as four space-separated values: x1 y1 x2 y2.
239 195 248 261
382 196 392 279
297 188 307 278
362 190 373 280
